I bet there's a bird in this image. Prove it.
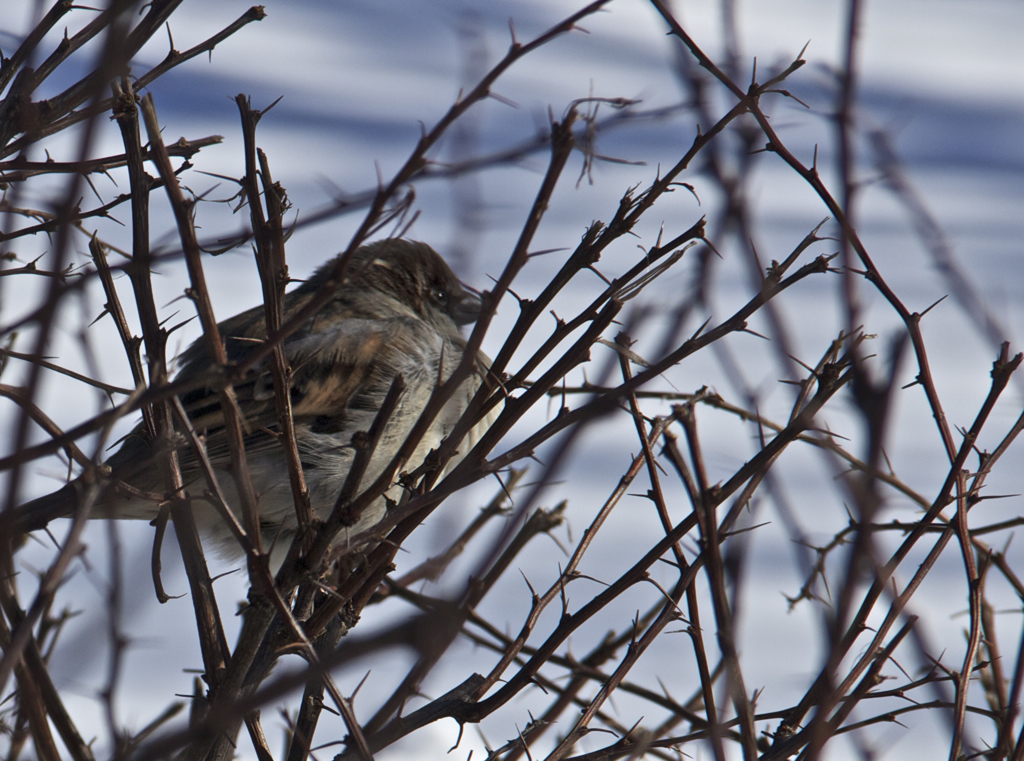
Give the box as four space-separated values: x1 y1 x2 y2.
9 239 496 562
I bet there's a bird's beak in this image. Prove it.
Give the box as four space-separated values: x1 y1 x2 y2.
451 287 483 325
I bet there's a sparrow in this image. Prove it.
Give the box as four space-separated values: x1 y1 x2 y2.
9 239 495 560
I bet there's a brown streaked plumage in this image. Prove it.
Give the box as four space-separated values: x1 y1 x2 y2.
11 239 496 560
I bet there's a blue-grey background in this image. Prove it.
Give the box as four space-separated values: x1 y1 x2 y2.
2 1 1022 758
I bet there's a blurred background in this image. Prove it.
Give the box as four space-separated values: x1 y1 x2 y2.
2 1 1022 758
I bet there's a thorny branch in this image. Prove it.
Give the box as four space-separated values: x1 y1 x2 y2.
0 2 1020 761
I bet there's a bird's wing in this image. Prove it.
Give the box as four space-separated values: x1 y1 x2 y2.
171 315 424 470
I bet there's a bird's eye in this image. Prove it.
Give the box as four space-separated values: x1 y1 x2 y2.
431 288 448 306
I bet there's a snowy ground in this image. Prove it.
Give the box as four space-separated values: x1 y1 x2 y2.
2 1 1022 759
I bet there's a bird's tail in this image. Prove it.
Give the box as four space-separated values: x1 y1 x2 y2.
3 483 79 535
